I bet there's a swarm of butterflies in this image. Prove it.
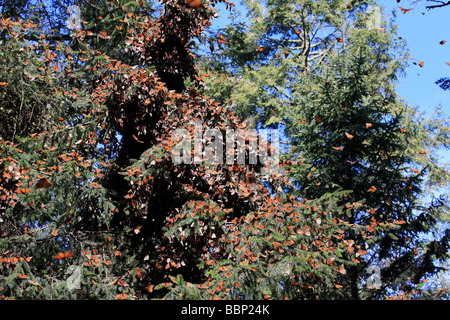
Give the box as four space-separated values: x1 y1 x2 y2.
396 2 449 68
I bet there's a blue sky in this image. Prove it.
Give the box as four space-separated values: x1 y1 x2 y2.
379 0 450 167
380 0 450 117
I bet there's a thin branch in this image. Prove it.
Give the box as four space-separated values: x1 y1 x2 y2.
426 0 450 9
12 89 25 144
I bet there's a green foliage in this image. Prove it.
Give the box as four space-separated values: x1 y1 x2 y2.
0 0 448 301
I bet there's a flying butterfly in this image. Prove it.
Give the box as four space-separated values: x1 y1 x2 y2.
399 6 412 13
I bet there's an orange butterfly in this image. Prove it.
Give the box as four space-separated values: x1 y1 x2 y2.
115 293 128 300
187 0 202 8
399 7 412 13
337 264 347 275
418 61 424 67
132 134 144 143
28 280 40 286
54 252 74 260
439 40 446 45
36 178 52 188
345 132 354 139
273 241 282 250
17 188 32 194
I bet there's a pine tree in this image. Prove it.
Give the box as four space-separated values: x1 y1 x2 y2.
284 24 450 299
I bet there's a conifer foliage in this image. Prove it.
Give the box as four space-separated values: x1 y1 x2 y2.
0 0 448 300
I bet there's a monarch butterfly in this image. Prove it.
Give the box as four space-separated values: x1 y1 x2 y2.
36 178 52 189
17 188 32 194
28 280 40 286
114 293 128 300
54 252 74 260
187 0 202 8
399 6 412 13
337 264 346 275
132 134 144 143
